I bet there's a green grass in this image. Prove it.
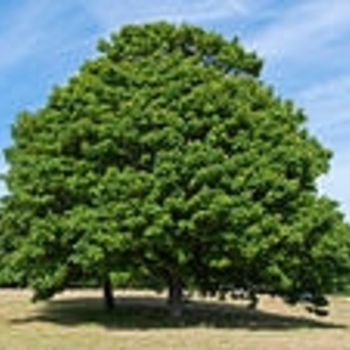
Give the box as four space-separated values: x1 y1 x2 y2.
1 289 350 349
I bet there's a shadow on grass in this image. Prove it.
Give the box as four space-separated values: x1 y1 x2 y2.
10 295 346 330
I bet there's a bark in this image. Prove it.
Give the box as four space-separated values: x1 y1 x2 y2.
167 275 184 318
103 274 115 311
247 290 259 309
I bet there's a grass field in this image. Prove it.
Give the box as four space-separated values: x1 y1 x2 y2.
1 289 350 350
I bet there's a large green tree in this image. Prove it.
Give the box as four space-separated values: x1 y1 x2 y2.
1 22 350 315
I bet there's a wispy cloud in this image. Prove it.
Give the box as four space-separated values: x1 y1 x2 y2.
1 0 350 219
0 0 96 75
297 77 350 134
0 161 8 198
0 0 48 73
319 151 350 221
245 0 350 220
249 0 350 64
79 0 249 30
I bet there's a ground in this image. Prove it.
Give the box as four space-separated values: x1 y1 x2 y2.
0 289 350 349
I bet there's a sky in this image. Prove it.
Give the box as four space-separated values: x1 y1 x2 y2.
0 0 350 220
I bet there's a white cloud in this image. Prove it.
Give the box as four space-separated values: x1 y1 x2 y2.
249 0 350 63
245 0 350 220
319 151 350 222
296 77 350 134
0 180 6 198
0 0 95 75
79 0 248 30
294 78 350 221
1 0 349 220
297 77 350 222
0 159 8 199
0 0 51 73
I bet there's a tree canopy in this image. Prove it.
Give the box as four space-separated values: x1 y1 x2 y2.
1 22 350 315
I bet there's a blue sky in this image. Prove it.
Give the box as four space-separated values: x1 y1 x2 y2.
1 0 350 219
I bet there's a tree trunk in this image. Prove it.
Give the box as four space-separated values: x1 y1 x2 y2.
167 275 184 318
103 274 115 311
247 290 258 309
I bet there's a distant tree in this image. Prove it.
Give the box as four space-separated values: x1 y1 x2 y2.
1 22 350 316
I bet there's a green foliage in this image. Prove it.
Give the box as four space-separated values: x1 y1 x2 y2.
1 22 350 307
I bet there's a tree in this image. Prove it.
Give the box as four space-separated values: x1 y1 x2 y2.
1 22 350 316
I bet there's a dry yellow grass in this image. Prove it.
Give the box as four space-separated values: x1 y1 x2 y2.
1 289 350 350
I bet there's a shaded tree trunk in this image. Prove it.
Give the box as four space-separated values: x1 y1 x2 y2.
247 290 259 309
167 275 184 318
103 274 115 311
